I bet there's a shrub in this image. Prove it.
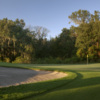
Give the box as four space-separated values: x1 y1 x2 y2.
4 57 10 63
12 56 31 64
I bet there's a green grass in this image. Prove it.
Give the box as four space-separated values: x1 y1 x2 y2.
0 62 100 100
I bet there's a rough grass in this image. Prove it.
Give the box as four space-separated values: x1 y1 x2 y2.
0 62 100 100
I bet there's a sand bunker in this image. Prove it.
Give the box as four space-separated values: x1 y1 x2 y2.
0 67 67 88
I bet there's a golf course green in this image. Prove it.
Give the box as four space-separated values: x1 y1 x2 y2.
0 62 100 100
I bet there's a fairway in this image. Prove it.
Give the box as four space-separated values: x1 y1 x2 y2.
0 63 100 100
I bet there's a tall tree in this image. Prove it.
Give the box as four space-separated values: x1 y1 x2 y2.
69 10 100 60
32 26 49 58
49 28 76 59
69 9 91 25
0 18 34 63
33 26 49 40
75 21 100 59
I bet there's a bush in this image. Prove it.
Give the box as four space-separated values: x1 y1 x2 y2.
33 57 63 64
32 56 82 64
4 57 10 63
12 56 31 64
63 56 80 64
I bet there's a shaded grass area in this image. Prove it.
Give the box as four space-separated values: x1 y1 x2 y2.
1 62 100 100
0 62 76 100
0 73 76 100
27 68 100 100
26 71 100 100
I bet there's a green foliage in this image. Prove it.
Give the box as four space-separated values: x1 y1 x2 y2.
0 18 34 63
64 56 80 63
76 48 86 58
48 28 76 59
12 56 31 64
69 9 91 24
33 57 62 64
1 9 100 64
75 21 100 60
33 56 81 64
69 10 100 25
4 57 10 63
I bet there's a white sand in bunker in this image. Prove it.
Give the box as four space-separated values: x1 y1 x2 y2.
0 67 67 87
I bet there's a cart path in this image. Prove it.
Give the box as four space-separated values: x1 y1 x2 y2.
0 67 67 87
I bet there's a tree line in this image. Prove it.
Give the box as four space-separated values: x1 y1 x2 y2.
0 9 100 64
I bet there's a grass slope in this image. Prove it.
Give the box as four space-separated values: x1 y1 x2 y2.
0 62 100 100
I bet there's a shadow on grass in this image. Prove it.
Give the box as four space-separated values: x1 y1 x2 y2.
0 71 76 100
27 71 100 100
20 71 100 100
52 70 100 91
1 69 100 100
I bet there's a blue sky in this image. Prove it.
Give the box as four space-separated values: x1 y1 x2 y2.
0 0 100 38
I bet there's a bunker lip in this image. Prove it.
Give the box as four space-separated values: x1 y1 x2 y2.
0 67 67 88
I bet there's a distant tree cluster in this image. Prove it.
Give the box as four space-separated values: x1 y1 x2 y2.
0 9 100 63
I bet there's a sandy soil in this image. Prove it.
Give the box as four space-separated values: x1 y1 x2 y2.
0 67 67 88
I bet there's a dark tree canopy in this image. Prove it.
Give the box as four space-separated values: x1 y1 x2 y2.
0 9 100 64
